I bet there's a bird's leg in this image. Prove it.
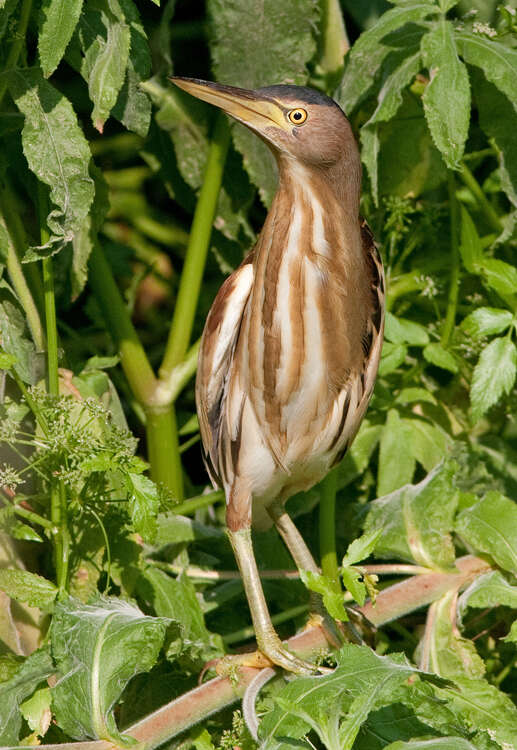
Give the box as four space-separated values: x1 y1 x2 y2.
227 526 320 675
268 503 361 647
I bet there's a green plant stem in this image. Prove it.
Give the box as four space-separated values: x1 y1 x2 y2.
160 113 230 378
459 162 502 235
0 0 33 108
319 467 339 583
441 171 460 347
0 187 45 349
172 489 224 515
10 503 55 530
39 186 69 594
146 407 183 500
318 0 349 83
42 258 59 395
88 243 184 496
88 243 158 405
223 604 309 645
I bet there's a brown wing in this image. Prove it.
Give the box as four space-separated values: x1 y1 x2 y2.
329 219 385 466
195 254 254 487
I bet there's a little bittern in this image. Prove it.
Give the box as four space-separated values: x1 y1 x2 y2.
173 77 385 674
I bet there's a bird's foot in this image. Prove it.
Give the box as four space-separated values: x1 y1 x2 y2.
209 639 322 678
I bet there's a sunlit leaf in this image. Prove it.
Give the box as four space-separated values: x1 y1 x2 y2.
338 3 434 113
8 70 94 257
461 307 513 339
366 461 458 569
0 569 57 609
421 21 470 168
377 409 415 495
385 312 429 346
455 491 517 576
420 590 485 680
457 31 517 111
423 343 458 373
470 336 517 422
38 0 84 77
51 596 169 744
0 647 54 745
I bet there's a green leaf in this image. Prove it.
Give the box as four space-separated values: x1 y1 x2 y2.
360 50 422 201
461 307 513 339
0 301 38 384
20 686 51 737
455 491 517 576
473 70 517 209
456 31 517 111
124 471 160 542
111 0 152 137
366 461 458 569
38 0 84 77
458 570 517 622
384 312 429 346
0 349 16 369
300 569 348 620
395 388 437 405
50 595 169 744
438 677 517 748
459 205 483 273
404 418 451 472
8 70 95 258
423 343 459 373
338 421 382 488
481 258 517 301
207 0 319 206
338 4 434 113
342 529 382 567
0 647 54 745
470 336 517 422
137 568 223 668
260 643 447 750
378 409 416 495
379 341 408 375
75 0 131 132
0 569 57 609
421 590 485 680
421 21 471 168
385 740 477 750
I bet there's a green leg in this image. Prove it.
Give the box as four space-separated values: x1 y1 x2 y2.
228 527 319 675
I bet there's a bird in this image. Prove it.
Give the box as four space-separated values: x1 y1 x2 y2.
172 77 385 674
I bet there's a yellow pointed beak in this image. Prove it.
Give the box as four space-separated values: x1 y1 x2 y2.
170 77 287 132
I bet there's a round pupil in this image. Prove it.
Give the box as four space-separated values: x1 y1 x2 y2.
293 111 302 120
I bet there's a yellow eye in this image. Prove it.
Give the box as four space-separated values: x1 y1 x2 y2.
287 108 308 125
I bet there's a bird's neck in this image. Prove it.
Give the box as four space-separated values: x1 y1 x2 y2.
276 152 362 218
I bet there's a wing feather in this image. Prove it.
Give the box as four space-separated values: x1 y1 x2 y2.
195 255 254 487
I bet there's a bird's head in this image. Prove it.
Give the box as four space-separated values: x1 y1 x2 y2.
171 77 356 169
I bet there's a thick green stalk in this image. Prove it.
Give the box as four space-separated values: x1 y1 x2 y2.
441 171 460 347
172 489 224 516
88 243 158 405
146 407 183 500
42 258 59 396
459 162 502 235
318 0 349 87
88 243 183 496
319 467 339 582
0 187 45 349
0 0 33 108
160 113 230 377
39 185 69 593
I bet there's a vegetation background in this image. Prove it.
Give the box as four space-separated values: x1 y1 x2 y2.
1 0 517 747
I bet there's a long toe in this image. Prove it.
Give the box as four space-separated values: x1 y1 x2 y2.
258 634 321 675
